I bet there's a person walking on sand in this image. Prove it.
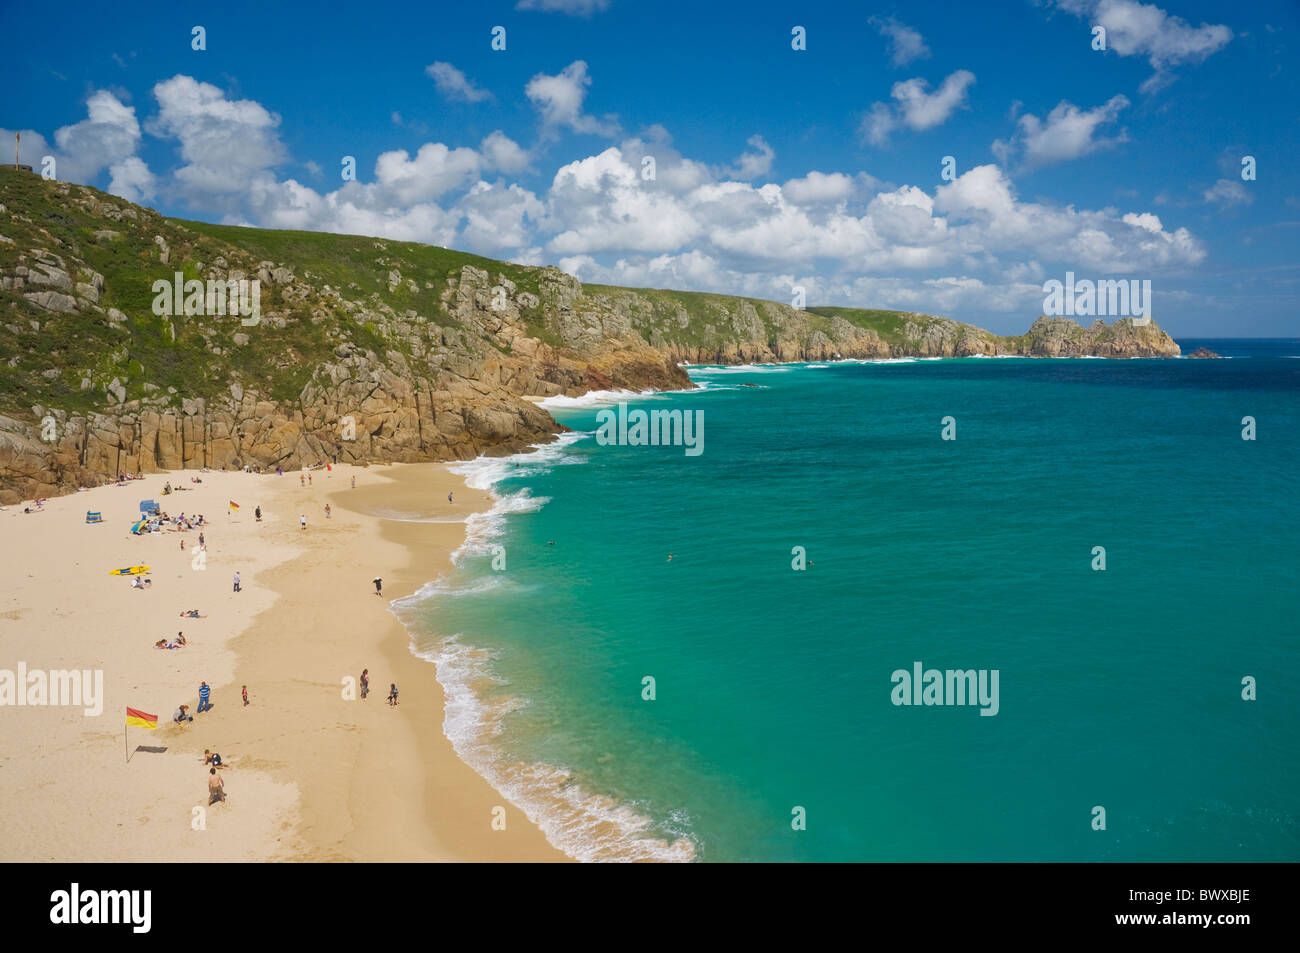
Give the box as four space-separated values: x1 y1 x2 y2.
447 491 453 503
325 503 331 519
300 473 305 487
373 577 382 597
351 475 356 489
242 685 249 707
360 668 369 700
233 570 241 593
199 531 205 549
208 767 225 805
300 514 307 530
197 681 212 713
388 683 399 707
255 506 261 522
308 473 313 486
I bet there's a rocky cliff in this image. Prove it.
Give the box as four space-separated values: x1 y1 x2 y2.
0 170 1180 503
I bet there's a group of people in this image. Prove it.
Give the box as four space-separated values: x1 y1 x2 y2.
358 668 399 707
155 632 188 650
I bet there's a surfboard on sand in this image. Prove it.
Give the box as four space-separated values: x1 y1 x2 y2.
109 565 151 575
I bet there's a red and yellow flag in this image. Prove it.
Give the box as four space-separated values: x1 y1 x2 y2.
228 500 239 511
125 707 157 730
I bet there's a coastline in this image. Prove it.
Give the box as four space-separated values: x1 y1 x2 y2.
0 461 566 862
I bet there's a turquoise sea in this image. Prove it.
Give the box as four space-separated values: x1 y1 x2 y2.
393 339 1300 862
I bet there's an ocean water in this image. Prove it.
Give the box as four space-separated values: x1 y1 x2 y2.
394 339 1300 862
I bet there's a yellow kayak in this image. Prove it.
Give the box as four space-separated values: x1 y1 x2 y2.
109 565 151 575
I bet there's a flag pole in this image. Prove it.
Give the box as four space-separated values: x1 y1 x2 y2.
124 721 128 763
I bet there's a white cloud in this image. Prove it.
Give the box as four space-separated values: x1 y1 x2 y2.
480 130 531 174
425 61 493 103
525 60 617 138
1053 0 1232 91
107 156 155 203
1202 178 1253 207
373 142 481 205
457 180 545 251
864 70 976 145
993 95 1129 168
51 90 142 183
149 75 287 209
718 135 774 181
782 171 856 205
870 16 931 67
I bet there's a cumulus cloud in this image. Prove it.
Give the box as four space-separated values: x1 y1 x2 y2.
992 95 1129 168
73 74 1205 327
480 130 530 174
148 75 287 210
107 156 156 203
863 70 976 145
782 171 856 205
52 90 143 182
1052 0 1232 92
718 135 774 181
870 16 931 67
425 61 493 103
373 142 481 204
525 60 617 138
457 180 546 251
1202 178 1253 207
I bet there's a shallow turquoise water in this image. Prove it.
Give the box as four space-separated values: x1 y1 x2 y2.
400 340 1300 861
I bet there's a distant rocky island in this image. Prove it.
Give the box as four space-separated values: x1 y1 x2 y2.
0 170 1182 502
1187 347 1223 358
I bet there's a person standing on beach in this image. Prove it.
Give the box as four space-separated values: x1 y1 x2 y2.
255 506 261 522
373 577 382 597
325 503 331 519
351 475 356 489
300 514 307 530
447 491 453 503
388 683 399 707
308 473 313 486
197 681 211 713
360 669 369 700
300 473 305 487
233 571 241 593
208 767 225 805
242 685 249 706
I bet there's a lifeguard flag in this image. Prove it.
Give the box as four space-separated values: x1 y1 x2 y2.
229 500 239 511
125 707 158 730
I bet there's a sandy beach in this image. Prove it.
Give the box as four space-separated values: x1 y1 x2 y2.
0 462 566 862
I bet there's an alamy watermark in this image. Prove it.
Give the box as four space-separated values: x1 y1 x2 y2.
595 402 704 456
0 663 104 716
152 272 260 326
890 661 999 716
1043 272 1150 326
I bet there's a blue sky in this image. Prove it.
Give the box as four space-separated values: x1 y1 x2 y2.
2 0 1297 336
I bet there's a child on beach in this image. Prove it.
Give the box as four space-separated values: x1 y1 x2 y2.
174 704 192 725
208 768 225 805
351 476 356 489
242 685 249 706
373 577 382 597
300 514 307 530
388 683 399 707
204 750 224 768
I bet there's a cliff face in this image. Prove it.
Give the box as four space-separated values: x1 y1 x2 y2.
0 172 1179 503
